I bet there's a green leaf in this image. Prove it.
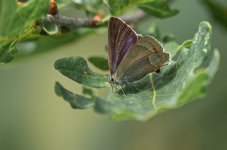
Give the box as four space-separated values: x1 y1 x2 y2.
54 56 109 88
104 0 178 18
55 21 220 121
0 0 49 63
55 82 94 109
82 86 95 98
137 22 160 39
103 0 144 15
202 0 227 30
88 56 109 71
23 28 96 54
42 21 59 35
177 49 220 105
176 40 192 51
162 34 178 43
71 0 104 15
139 0 179 18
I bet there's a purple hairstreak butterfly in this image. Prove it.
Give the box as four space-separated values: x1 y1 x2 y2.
107 17 169 90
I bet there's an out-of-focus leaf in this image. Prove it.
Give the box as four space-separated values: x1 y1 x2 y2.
202 0 227 29
0 0 49 63
139 0 179 18
55 21 220 121
23 28 96 54
177 40 192 51
0 0 93 63
104 0 178 18
71 0 104 15
42 21 59 35
88 56 109 70
137 22 160 39
54 56 109 88
82 86 94 97
162 34 178 43
163 41 179 57
55 82 94 109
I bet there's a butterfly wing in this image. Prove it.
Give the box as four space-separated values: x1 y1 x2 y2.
108 17 137 75
115 36 169 84
119 53 169 83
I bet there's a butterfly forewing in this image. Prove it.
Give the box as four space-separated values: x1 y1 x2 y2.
108 17 137 75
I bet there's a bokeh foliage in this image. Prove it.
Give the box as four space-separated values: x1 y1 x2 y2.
0 0 178 63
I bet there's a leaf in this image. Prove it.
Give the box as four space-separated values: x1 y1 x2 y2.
42 21 59 35
162 34 178 43
202 0 227 30
0 0 108 63
103 0 144 15
139 0 179 18
71 0 104 15
177 49 220 105
55 82 94 109
88 56 109 71
54 56 109 88
104 0 178 18
55 21 220 121
176 40 192 51
137 22 161 39
23 28 96 54
82 86 95 98
0 0 49 63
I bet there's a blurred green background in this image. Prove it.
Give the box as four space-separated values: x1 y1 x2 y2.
0 0 227 150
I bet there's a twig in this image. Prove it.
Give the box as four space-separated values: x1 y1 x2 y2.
36 0 147 33
38 12 147 32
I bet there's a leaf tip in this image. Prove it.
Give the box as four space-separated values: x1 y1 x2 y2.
200 21 212 32
55 82 63 96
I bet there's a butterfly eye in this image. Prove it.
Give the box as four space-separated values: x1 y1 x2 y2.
108 76 115 83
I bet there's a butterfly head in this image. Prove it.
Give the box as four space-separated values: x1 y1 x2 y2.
108 75 115 84
108 75 125 92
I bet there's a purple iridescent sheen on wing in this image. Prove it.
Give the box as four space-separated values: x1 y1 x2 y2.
108 17 137 75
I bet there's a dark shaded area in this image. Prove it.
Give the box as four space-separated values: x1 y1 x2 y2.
201 0 227 30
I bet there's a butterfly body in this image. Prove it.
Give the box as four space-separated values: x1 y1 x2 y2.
108 17 169 88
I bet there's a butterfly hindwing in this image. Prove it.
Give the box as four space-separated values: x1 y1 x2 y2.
115 36 169 83
121 53 169 83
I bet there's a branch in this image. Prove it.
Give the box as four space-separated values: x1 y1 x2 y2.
38 12 146 33
36 0 147 33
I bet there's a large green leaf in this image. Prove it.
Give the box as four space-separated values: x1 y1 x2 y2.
104 0 178 18
55 21 220 121
55 56 109 88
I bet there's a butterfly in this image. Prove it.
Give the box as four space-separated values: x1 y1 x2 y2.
107 17 169 90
